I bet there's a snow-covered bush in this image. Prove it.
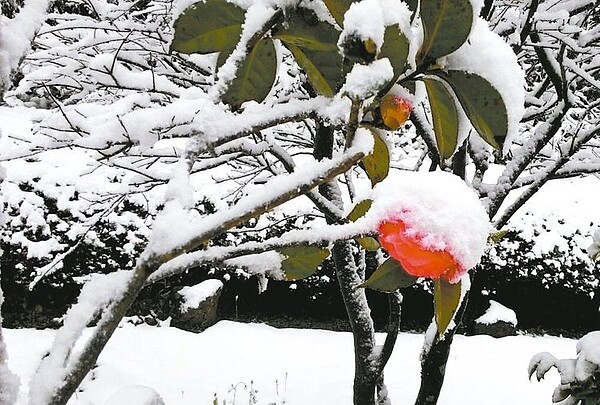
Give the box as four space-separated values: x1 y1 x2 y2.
530 331 600 404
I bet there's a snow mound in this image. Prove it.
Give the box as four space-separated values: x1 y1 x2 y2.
475 300 518 326
178 279 223 313
104 385 165 405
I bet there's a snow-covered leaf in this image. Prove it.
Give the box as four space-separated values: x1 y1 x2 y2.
359 258 417 292
436 70 508 150
424 77 459 159
222 39 277 109
170 0 245 54
528 352 558 381
419 0 473 61
276 10 345 96
434 277 461 335
279 245 330 281
322 0 352 27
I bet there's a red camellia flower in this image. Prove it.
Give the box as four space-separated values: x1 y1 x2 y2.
377 217 463 281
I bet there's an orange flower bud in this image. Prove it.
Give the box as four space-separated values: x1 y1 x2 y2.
377 218 463 281
380 95 413 131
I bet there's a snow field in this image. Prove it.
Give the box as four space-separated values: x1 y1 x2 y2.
5 321 577 404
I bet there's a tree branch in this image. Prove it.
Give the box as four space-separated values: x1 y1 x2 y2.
484 100 569 219
494 125 600 228
40 145 368 405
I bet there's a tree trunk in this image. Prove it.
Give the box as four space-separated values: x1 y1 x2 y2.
314 118 379 405
414 290 471 405
332 242 378 405
414 335 454 405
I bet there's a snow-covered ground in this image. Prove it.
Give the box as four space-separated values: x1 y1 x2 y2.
5 320 577 404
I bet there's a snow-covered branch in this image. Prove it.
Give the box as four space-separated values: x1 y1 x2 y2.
0 0 51 94
30 139 369 404
485 100 569 219
494 124 600 228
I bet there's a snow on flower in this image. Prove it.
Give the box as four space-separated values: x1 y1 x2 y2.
369 171 490 282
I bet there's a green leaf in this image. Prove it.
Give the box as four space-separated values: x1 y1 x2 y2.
437 70 508 150
488 229 509 244
275 10 345 96
286 45 339 97
360 127 390 187
280 245 330 281
345 201 379 250
434 278 462 335
379 24 410 82
170 0 245 54
359 258 418 292
357 237 381 251
222 38 277 109
424 78 459 159
322 0 352 27
346 199 373 222
419 0 473 61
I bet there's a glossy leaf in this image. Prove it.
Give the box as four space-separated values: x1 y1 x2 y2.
434 278 462 335
346 199 373 222
280 245 330 281
438 70 508 150
275 10 345 96
379 24 410 82
222 38 277 109
360 127 390 187
359 258 418 292
419 0 473 61
171 0 245 54
322 0 352 27
424 78 459 159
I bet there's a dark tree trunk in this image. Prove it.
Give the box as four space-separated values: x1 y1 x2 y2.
314 118 380 405
414 335 454 405
332 242 378 405
414 290 471 405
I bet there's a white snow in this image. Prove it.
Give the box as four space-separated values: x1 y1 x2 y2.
104 385 165 405
587 228 600 261
29 271 134 405
178 280 224 313
2 321 579 405
224 251 285 280
475 300 518 326
341 58 394 99
341 0 386 50
442 18 526 153
0 0 51 91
